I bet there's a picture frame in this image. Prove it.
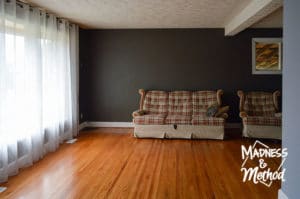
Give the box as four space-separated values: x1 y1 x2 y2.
252 38 282 75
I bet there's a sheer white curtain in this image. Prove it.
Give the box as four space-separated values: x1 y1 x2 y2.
0 0 79 182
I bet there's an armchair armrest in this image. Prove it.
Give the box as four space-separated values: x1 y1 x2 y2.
275 112 282 117
132 110 148 117
239 111 248 118
216 113 228 119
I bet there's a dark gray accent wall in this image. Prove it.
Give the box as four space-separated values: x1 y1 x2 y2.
79 28 282 123
282 1 300 198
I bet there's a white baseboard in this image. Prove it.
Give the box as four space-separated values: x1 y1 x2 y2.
79 121 133 130
278 189 288 199
88 121 134 128
79 122 88 131
79 121 241 130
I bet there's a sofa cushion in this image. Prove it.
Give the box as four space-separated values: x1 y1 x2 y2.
165 115 191 125
143 91 168 115
244 92 276 116
192 116 224 126
243 116 281 126
168 91 192 116
133 114 165 125
192 91 218 116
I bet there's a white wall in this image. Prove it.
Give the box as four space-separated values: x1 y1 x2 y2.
282 1 300 198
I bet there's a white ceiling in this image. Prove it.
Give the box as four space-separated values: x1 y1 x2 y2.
27 0 282 29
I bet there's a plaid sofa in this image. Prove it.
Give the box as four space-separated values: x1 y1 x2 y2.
132 89 226 139
237 90 281 139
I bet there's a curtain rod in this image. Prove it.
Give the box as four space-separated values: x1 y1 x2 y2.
6 0 77 26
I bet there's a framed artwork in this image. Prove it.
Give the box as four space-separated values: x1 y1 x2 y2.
252 38 282 75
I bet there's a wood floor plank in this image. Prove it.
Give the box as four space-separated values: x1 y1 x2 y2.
0 128 281 199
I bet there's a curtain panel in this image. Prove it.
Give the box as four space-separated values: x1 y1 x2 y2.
0 0 79 182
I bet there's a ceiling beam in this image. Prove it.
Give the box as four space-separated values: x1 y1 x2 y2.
224 0 282 36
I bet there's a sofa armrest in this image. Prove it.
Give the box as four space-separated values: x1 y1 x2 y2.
216 113 228 119
132 110 147 117
275 112 282 117
239 111 248 118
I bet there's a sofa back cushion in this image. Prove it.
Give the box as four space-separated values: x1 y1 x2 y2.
168 91 192 116
244 92 276 116
192 91 218 116
143 90 168 115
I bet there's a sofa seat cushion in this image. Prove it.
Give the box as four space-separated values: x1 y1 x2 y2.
165 115 191 124
243 116 281 126
134 114 165 125
193 109 207 116
192 116 224 126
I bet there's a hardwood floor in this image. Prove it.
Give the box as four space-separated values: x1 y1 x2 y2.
0 128 281 199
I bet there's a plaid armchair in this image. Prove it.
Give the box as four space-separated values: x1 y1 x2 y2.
237 90 281 139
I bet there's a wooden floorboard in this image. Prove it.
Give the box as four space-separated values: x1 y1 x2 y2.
0 128 281 199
